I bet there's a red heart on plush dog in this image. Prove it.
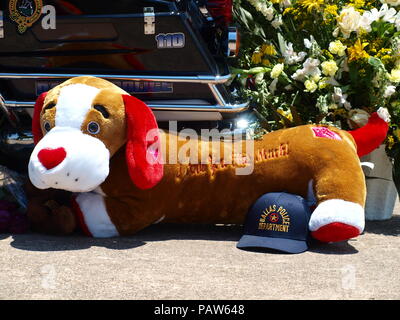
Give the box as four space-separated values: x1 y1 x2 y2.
38 147 67 170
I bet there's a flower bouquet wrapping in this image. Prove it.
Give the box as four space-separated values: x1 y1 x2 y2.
231 0 400 193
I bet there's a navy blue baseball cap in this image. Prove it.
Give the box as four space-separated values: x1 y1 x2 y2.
237 192 312 254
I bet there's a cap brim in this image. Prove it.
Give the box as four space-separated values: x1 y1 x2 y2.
237 235 308 254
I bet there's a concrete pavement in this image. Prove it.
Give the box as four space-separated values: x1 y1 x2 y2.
0 201 399 300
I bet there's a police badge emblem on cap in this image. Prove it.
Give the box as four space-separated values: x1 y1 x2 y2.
237 192 312 254
9 0 43 34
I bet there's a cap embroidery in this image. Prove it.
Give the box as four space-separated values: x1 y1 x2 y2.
258 205 290 232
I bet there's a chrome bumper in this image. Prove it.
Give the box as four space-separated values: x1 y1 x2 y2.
0 72 249 116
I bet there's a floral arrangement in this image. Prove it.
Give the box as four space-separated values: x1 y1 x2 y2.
231 0 400 192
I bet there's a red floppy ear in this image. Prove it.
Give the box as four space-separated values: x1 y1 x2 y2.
32 92 48 145
123 94 163 189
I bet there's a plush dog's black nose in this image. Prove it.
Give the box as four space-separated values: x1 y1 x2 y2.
38 147 67 170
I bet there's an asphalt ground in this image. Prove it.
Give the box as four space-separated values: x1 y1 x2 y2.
0 198 399 300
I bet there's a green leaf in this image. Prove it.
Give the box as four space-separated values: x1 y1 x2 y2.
368 57 386 71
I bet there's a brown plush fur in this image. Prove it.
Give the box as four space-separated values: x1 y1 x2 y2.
28 76 366 236
100 127 365 235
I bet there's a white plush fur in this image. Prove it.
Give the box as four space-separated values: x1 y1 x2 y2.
28 127 110 192
55 84 100 129
377 107 391 123
75 192 119 238
309 199 365 232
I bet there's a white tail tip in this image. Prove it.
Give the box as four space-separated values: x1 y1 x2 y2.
377 107 391 123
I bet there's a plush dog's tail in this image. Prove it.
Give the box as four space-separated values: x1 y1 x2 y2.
348 107 390 157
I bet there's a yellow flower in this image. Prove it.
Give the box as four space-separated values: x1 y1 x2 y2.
376 48 393 64
262 59 272 66
387 135 395 150
310 74 321 83
350 0 366 8
324 5 338 16
318 78 329 89
271 63 284 79
347 39 369 62
251 51 263 64
329 40 347 57
298 0 324 13
283 7 294 15
304 79 318 93
321 60 339 77
261 44 277 56
388 68 400 82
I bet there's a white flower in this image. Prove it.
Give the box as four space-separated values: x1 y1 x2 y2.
292 58 321 82
380 4 397 22
304 36 315 49
337 6 374 38
333 27 340 37
280 40 307 65
364 4 397 25
337 7 362 38
384 85 397 97
395 14 400 30
271 15 283 29
263 6 275 21
269 78 278 94
332 87 352 110
381 0 400 7
247 0 274 21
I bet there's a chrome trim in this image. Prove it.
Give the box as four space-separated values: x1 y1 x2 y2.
0 73 232 84
0 94 18 127
208 83 227 107
148 102 248 112
4 99 249 113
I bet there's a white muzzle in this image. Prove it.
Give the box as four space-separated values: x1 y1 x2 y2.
29 127 110 192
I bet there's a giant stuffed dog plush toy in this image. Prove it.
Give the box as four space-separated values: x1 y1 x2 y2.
27 76 389 242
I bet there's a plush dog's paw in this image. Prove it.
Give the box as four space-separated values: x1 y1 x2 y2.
27 200 76 235
309 199 364 243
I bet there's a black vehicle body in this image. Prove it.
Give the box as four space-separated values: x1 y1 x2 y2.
0 0 248 172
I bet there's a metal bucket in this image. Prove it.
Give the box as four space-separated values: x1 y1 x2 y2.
361 145 398 221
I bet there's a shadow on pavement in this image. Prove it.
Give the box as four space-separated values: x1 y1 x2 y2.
1 232 145 252
308 240 359 255
364 215 400 236
0 224 243 252
1 223 359 255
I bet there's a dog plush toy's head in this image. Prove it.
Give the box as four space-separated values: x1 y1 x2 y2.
29 76 163 192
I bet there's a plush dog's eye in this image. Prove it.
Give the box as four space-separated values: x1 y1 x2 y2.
87 121 100 134
44 102 56 111
93 105 109 119
43 121 51 132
